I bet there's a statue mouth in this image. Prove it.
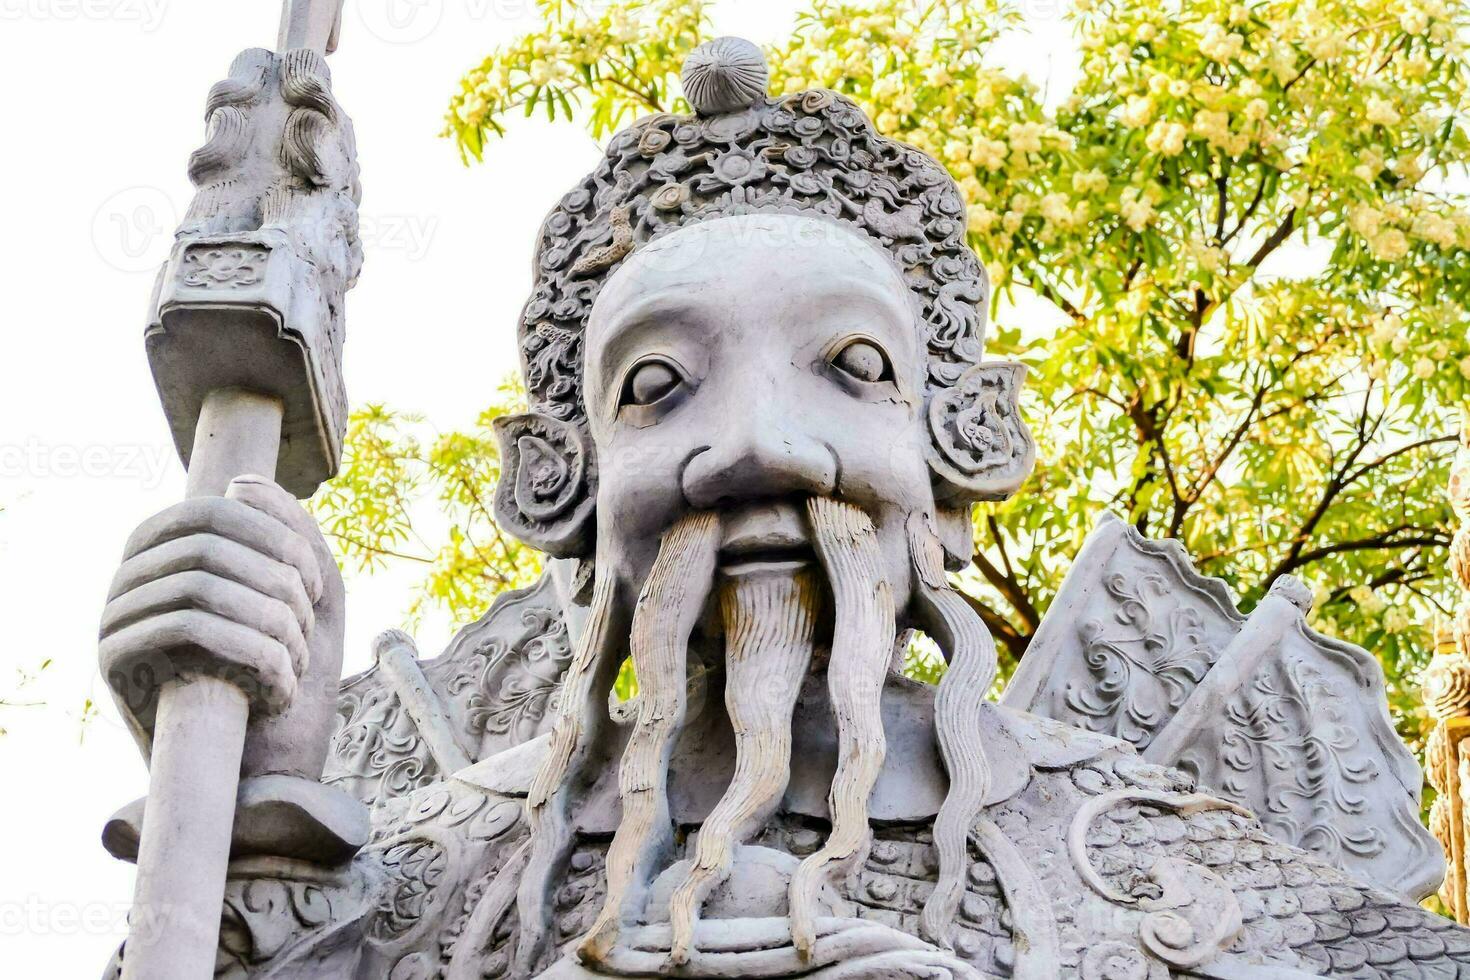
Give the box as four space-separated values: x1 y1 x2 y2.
718 544 814 575
718 501 813 574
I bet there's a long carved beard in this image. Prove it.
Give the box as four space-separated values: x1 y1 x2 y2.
578 512 722 964
667 566 820 964
490 499 1020 977
788 497 897 957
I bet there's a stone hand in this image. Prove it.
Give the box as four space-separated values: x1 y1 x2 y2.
99 474 343 748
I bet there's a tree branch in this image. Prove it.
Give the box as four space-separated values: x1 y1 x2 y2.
971 550 1042 631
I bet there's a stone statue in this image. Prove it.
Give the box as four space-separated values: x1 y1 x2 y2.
101 35 1470 980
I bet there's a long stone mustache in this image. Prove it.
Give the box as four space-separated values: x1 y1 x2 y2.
448 529 630 979
510 559 628 973
907 514 998 950
667 565 820 965
579 512 722 965
788 496 896 958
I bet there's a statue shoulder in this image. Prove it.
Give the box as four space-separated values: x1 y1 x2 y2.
977 751 1470 979
1002 511 1443 901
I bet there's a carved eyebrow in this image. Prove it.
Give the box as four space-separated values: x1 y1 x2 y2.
807 279 918 353
587 287 707 421
594 288 705 343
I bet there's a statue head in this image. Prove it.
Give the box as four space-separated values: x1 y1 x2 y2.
488 37 1036 974
494 37 1033 576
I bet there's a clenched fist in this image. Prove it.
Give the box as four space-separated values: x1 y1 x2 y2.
100 474 345 776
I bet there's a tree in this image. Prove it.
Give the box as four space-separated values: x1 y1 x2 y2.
319 0 1470 743
312 378 542 626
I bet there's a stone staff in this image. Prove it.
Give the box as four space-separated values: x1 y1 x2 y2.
108 4 358 976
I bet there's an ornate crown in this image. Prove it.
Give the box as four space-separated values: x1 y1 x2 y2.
517 37 989 430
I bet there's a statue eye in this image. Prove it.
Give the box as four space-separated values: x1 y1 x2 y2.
830 339 892 384
621 358 684 407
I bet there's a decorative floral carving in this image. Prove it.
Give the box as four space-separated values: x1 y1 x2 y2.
370 835 452 944
1080 941 1159 980
448 602 572 744
492 411 596 557
1064 572 1221 751
927 362 1034 501
210 863 378 978
1204 659 1386 866
180 244 269 289
219 878 333 967
325 684 437 806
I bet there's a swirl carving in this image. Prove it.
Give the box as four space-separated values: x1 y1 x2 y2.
927 361 1035 501
1064 572 1219 751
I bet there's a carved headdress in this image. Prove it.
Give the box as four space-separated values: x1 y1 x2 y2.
497 38 1033 558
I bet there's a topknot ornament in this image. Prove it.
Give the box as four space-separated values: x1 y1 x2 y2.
681 37 769 115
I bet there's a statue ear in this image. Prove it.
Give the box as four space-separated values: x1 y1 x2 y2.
927 361 1036 507
492 412 597 558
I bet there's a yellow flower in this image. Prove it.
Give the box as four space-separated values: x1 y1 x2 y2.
1459 355 1470 380
1007 122 1047 155
1371 313 1401 345
1371 229 1410 260
1002 210 1024 233
1349 584 1379 610
1200 26 1245 62
1365 97 1401 127
1349 206 1383 238
1120 188 1157 231
1305 30 1344 61
1191 109 1231 148
967 204 997 233
1041 193 1076 228
924 64 952 87
969 136 1008 172
1244 98 1268 121
1414 212 1458 249
1168 79 1190 98
1121 95 1155 128
1413 357 1436 380
456 94 486 124
1072 169 1109 194
1400 9 1429 35
1146 121 1188 155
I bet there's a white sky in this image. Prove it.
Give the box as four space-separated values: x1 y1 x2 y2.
0 1 1078 971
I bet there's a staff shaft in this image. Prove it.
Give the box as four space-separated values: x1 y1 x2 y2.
121 388 284 980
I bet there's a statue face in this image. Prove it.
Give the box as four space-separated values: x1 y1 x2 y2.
585 213 936 602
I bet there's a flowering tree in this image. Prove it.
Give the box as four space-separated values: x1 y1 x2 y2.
321 0 1470 739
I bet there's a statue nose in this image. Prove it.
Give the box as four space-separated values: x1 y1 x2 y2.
681 420 838 509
